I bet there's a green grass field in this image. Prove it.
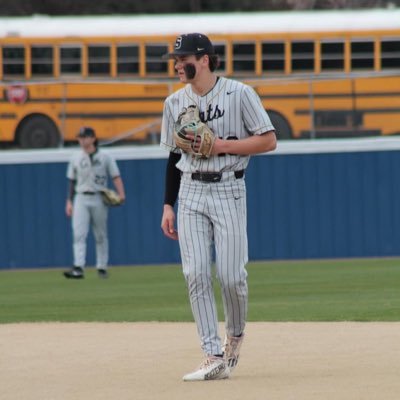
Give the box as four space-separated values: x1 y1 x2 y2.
1 258 400 323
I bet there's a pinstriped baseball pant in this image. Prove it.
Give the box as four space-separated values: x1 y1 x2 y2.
178 175 248 356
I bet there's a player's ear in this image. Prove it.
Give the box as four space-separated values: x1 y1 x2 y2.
200 54 210 68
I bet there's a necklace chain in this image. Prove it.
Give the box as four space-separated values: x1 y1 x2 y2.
185 78 227 112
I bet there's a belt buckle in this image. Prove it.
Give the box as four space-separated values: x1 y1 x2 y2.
208 173 221 182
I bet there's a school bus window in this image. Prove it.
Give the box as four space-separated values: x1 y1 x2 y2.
262 41 285 73
88 45 110 75
321 40 344 71
145 44 168 74
60 46 81 74
213 43 226 72
31 46 53 76
2 46 25 76
233 42 255 73
291 41 314 72
351 39 374 70
117 44 139 75
381 38 400 69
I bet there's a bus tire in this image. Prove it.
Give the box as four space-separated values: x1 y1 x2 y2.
17 115 60 149
267 111 292 140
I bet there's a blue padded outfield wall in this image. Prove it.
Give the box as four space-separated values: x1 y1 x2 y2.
1 138 400 269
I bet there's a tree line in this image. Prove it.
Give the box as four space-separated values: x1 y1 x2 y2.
0 0 398 16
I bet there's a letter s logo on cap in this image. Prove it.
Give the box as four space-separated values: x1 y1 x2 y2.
175 36 182 50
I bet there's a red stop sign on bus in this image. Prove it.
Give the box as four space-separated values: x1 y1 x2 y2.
6 85 28 104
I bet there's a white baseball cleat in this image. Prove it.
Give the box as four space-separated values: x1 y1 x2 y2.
182 356 230 381
223 333 244 372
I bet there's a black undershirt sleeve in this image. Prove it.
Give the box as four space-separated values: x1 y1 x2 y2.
67 179 76 201
164 152 182 207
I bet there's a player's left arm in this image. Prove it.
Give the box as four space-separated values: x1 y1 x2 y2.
210 84 277 156
211 130 277 156
106 154 126 202
112 176 126 203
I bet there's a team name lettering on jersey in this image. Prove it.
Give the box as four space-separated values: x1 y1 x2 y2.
199 104 225 123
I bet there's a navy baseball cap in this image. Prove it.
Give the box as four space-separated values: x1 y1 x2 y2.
77 126 96 138
163 33 215 58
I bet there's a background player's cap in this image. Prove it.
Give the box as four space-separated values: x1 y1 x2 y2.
77 126 96 138
163 33 215 59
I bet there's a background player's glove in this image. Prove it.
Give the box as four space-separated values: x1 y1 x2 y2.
174 105 215 158
100 188 123 207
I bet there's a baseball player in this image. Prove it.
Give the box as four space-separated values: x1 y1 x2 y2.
160 33 277 381
63 127 125 279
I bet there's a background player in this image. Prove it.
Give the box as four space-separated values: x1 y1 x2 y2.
63 127 125 279
160 33 277 381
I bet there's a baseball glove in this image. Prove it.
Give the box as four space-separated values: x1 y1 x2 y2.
174 105 215 158
100 188 123 207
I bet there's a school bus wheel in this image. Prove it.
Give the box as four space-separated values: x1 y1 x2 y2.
267 111 292 140
17 115 61 149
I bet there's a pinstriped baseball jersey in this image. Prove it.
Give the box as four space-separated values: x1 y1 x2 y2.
160 76 275 172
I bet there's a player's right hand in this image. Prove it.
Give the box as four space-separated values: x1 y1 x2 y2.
65 199 73 218
161 205 178 240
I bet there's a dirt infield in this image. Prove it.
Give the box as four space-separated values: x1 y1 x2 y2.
1 322 399 400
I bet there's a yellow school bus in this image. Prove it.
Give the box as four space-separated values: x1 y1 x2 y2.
0 10 399 147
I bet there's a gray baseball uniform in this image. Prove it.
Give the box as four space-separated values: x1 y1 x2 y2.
161 76 275 356
67 149 120 269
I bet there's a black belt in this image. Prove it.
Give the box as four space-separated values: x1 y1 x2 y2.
82 191 96 195
191 170 244 183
